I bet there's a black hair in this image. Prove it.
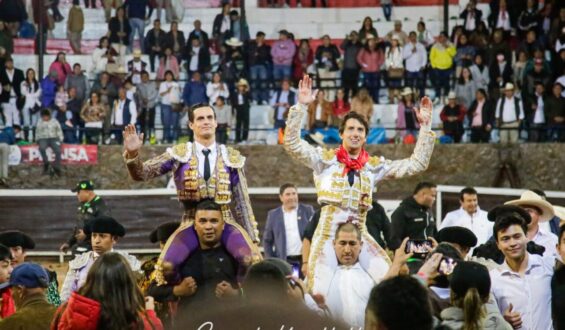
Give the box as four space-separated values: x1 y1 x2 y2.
279 183 296 196
459 187 478 201
338 111 369 135
476 88 488 100
188 103 216 123
366 276 433 330
0 244 11 261
256 31 265 37
493 215 528 241
530 189 546 198
558 224 565 243
242 261 288 303
335 222 362 242
40 109 51 117
195 199 222 213
413 182 437 195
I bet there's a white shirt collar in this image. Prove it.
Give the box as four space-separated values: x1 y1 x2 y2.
194 141 217 155
501 253 541 275
338 262 362 270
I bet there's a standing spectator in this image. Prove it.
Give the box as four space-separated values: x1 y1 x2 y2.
91 37 112 78
430 32 456 104
185 37 211 76
292 39 314 84
396 87 420 138
271 30 296 82
157 47 180 81
545 82 565 142
229 10 249 42
381 0 392 22
403 31 427 98
416 21 435 48
155 0 173 23
340 31 362 101
165 21 185 63
102 0 123 23
0 126 15 185
384 35 404 104
513 51 528 91
526 82 546 142
206 72 229 106
0 57 24 127
467 89 494 143
127 49 148 85
232 78 251 143
455 67 478 111
332 88 350 127
270 78 295 129
31 0 50 55
213 96 231 145
159 70 181 143
469 53 489 91
247 31 271 105
67 0 84 54
91 72 118 140
212 3 232 45
64 63 90 105
20 68 41 141
136 71 157 141
36 109 63 176
440 92 466 142
124 0 149 54
40 71 58 110
65 87 82 144
315 35 340 101
517 0 541 38
453 33 476 77
486 30 511 68
187 19 209 48
489 0 512 34
523 58 550 98
386 20 409 45
110 87 137 144
495 83 524 144
182 71 207 108
49 52 72 87
108 7 131 66
307 90 332 131
0 22 13 69
459 0 483 33
358 16 378 44
356 34 384 104
144 19 165 73
489 51 513 97
83 0 96 8
350 88 374 123
81 92 107 144
389 182 437 250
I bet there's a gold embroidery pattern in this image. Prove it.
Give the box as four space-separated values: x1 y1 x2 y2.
368 156 381 167
322 148 336 162
307 205 336 293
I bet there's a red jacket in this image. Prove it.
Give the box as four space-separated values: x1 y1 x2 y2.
0 287 15 319
51 292 163 330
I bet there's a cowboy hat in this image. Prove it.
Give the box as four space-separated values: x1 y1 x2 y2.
236 78 249 87
504 190 555 222
133 49 142 58
504 82 515 91
309 132 326 146
553 205 565 221
226 37 243 47
447 91 457 99
364 33 376 40
401 87 413 96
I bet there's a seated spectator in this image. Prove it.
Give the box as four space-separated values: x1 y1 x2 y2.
441 261 512 330
396 87 420 138
356 35 384 104
332 88 350 127
271 30 296 81
358 16 378 44
165 21 185 63
81 92 107 145
187 19 209 48
459 0 482 33
185 37 211 76
0 263 56 329
386 20 408 45
20 68 42 142
35 109 63 176
293 39 314 84
495 83 524 144
108 6 130 64
232 78 251 143
247 31 271 105
469 53 490 91
351 88 374 123
455 67 478 111
440 92 466 142
489 51 513 95
307 90 332 132
53 253 162 330
214 96 231 145
384 35 404 104
182 71 207 108
64 63 89 105
315 35 340 100
546 82 565 142
90 37 112 77
270 78 295 129
49 52 72 87
157 47 180 81
453 33 476 76
467 89 495 143
127 50 148 85
144 19 165 73
206 72 229 106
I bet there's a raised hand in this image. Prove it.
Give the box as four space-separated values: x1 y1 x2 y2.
297 75 318 106
415 96 433 127
122 124 144 158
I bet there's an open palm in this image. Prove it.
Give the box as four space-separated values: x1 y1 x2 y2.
297 75 318 105
122 124 144 155
415 96 433 126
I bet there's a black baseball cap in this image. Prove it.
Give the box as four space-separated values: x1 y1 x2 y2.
71 180 95 192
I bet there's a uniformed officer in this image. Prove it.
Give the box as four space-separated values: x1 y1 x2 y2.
59 180 110 255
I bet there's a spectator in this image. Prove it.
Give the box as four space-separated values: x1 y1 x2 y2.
213 96 231 145
512 51 528 91
389 182 437 250
110 87 137 144
31 0 50 55
486 29 511 68
350 88 374 123
307 90 332 131
91 37 112 78
467 89 495 143
212 3 232 44
0 57 24 127
229 10 248 42
126 49 148 85
35 109 63 176
358 16 378 44
67 0 84 54
108 6 131 65
489 0 512 34
454 33 475 77
469 53 489 91
187 19 209 48
0 0 27 37
489 51 513 97
159 70 181 143
523 49 550 79
54 253 161 330
526 82 546 142
154 0 173 23
550 8 565 47
495 83 524 144
455 67 478 111
451 25 465 46
403 31 427 98
136 71 158 141
416 20 434 48
469 21 490 49
436 226 478 259
182 71 207 108
124 0 149 54
293 39 314 84
102 0 123 22
386 20 409 45
315 35 340 101
271 30 296 82
165 21 185 63
0 22 13 69
270 78 295 129
381 0 392 22
49 52 72 87
221 38 246 92
185 37 211 76
247 31 271 104
64 63 90 105
384 35 404 104
80 92 107 144
340 31 362 101
20 68 41 141
426 243 464 318
523 58 550 98
332 88 350 127
0 244 12 305
54 85 69 125
440 92 466 142
356 34 384 104
459 0 483 32
206 72 229 106
232 78 251 143
517 0 541 38
546 82 565 142
396 87 420 138
518 30 543 59
83 0 96 9
91 72 118 110
0 127 14 185
430 32 456 104
0 263 56 329
64 87 81 144
144 19 165 72
157 47 180 81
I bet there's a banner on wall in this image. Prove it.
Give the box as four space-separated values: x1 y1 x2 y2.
11 144 99 165
183 0 221 7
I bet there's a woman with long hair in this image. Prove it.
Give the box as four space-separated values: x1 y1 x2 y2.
455 66 478 110
350 87 374 123
293 39 314 84
307 89 332 131
358 16 378 43
384 35 404 104
91 37 112 77
80 92 108 144
441 262 511 330
49 52 72 86
156 47 180 81
356 35 384 104
52 252 163 330
206 71 230 106
159 70 181 144
332 88 350 127
20 68 42 141
396 87 420 138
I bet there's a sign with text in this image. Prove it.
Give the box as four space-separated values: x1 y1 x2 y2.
16 144 98 165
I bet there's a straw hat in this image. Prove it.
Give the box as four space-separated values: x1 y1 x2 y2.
504 190 555 222
401 87 413 96
236 78 249 88
365 33 376 40
226 37 243 47
309 132 326 146
553 205 565 221
504 82 515 91
447 91 457 99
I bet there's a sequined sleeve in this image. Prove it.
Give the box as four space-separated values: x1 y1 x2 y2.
232 168 260 242
381 126 435 180
124 151 179 181
284 104 324 173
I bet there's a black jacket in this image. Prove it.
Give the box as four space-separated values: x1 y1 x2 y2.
389 196 436 250
144 28 166 54
212 13 231 38
246 41 272 67
164 31 186 55
467 99 495 128
108 17 131 46
184 44 211 74
0 68 24 104
366 202 391 249
188 29 210 48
